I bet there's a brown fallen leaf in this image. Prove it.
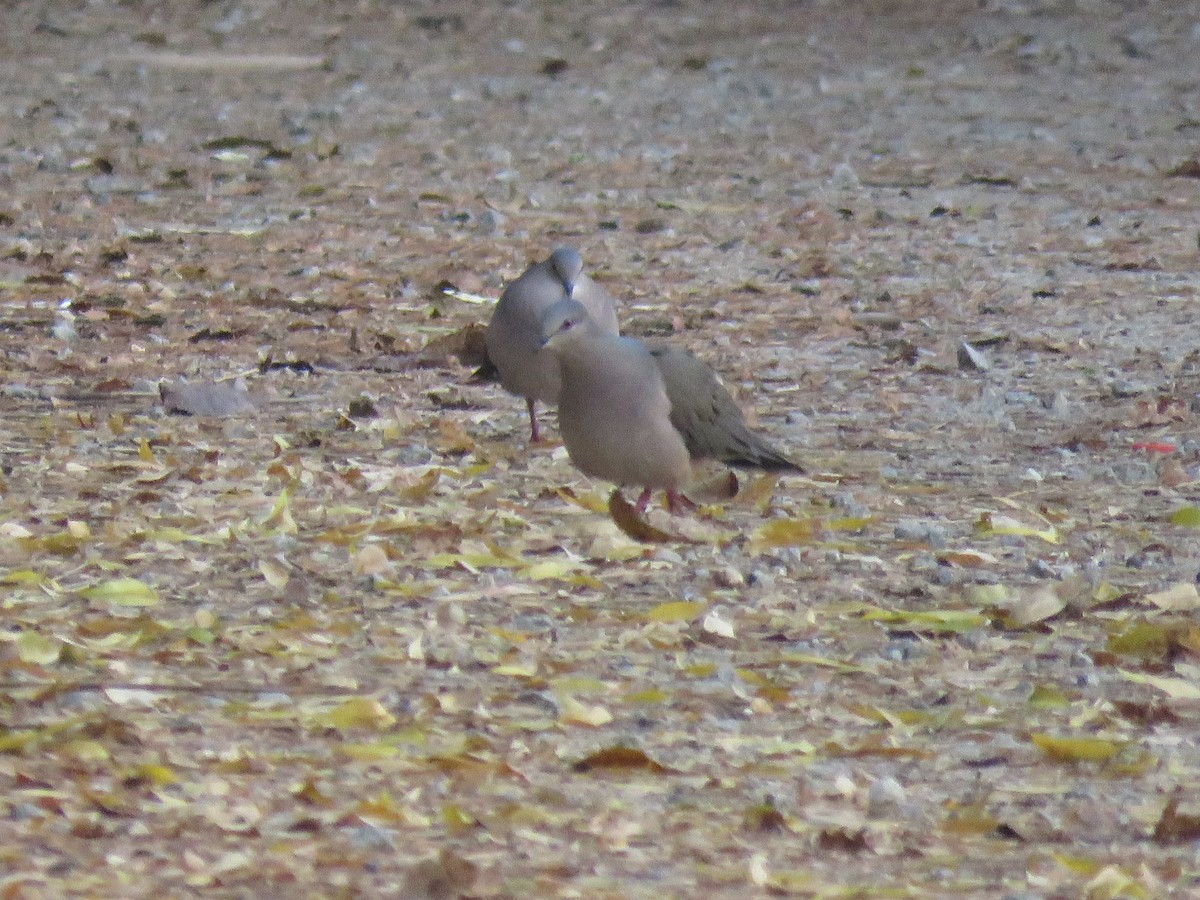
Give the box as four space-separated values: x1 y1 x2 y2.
1153 792 1200 844
375 324 489 372
816 827 869 852
401 848 478 900
159 378 255 417
608 489 681 543
572 745 675 774
1159 458 1191 488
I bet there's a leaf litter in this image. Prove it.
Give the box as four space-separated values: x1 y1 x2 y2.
3 0 1200 896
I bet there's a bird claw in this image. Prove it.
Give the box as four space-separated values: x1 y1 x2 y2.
666 490 696 516
634 488 695 516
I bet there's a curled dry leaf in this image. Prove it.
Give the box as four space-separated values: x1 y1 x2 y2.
1001 585 1067 627
572 746 675 774
608 489 680 543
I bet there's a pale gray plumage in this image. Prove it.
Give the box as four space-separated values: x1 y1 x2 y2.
485 247 619 441
541 298 800 512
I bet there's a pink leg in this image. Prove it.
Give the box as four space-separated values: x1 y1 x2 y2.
666 490 696 516
635 487 653 513
527 399 541 443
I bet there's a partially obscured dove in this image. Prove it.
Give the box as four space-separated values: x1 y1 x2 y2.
540 298 801 513
485 247 619 442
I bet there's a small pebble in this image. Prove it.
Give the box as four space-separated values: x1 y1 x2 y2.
1028 558 1055 579
866 776 907 817
713 566 745 588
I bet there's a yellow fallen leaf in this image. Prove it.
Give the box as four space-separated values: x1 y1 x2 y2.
646 600 706 623
1031 733 1125 762
624 688 669 704
777 653 867 674
355 791 430 826
1028 684 1071 708
492 662 538 678
16 631 61 665
339 742 402 762
825 516 875 532
861 607 986 634
425 552 521 571
259 558 291 587
81 577 160 607
1052 852 1106 876
1119 669 1200 699
262 487 298 534
1170 506 1200 528
320 697 397 730
556 486 610 513
123 763 178 787
558 694 613 727
976 512 1060 544
59 739 111 763
524 559 582 581
749 517 819 552
552 676 608 694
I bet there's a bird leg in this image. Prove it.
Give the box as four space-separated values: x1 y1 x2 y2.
666 490 696 516
634 488 695 516
526 399 542 443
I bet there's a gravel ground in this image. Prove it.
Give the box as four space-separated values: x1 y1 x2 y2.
3 1 1200 897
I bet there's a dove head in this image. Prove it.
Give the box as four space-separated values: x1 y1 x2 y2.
548 246 584 297
540 297 598 348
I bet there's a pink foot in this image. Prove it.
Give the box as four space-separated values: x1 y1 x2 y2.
635 487 654 513
666 490 696 516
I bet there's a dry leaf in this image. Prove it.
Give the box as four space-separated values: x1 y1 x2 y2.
572 746 674 774
608 489 679 543
401 849 478 900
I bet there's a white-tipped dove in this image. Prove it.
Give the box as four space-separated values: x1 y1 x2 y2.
485 247 619 442
540 298 801 514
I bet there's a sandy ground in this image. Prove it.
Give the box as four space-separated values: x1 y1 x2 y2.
3 1 1200 897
